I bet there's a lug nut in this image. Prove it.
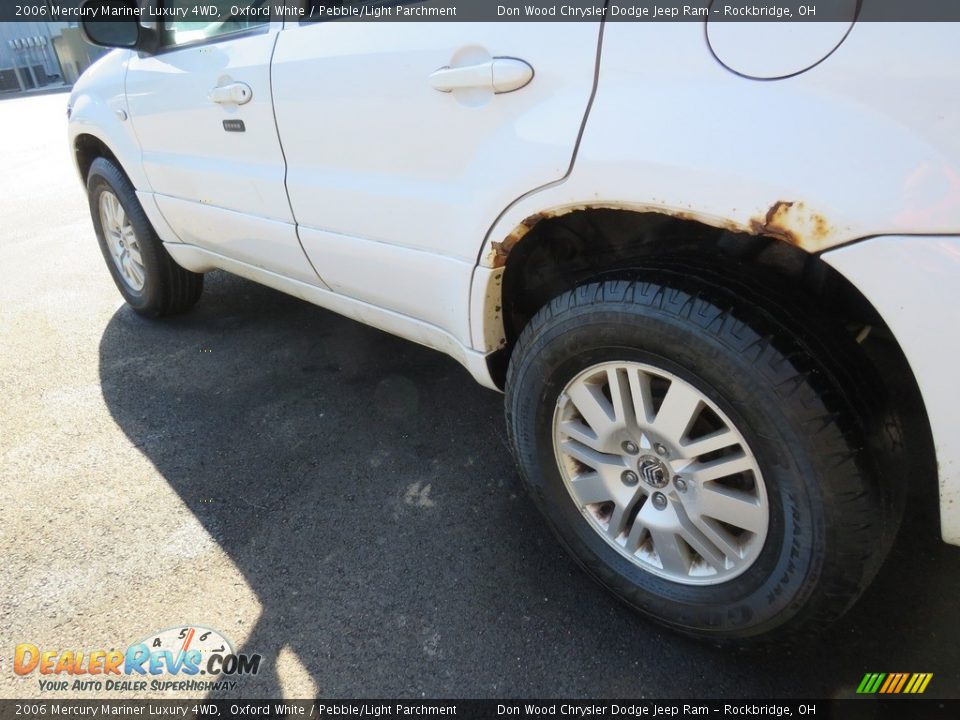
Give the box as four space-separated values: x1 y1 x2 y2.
621 470 639 486
673 477 687 493
651 492 668 510
654 443 669 457
622 441 639 455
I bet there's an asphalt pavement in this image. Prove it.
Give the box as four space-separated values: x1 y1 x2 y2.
1 91 959 700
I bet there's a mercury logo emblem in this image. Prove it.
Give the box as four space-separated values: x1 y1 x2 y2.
637 455 669 489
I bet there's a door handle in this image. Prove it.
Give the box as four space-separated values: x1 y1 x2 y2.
429 58 533 94
208 81 253 105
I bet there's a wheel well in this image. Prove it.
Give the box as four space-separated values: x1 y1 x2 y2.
74 134 122 184
492 208 934 499
499 209 889 353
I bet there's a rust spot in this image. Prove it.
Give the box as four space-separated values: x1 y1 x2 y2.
811 213 831 241
749 200 833 251
666 210 745 235
749 201 799 245
489 212 549 268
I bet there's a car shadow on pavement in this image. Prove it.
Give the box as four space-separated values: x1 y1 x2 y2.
98 271 960 699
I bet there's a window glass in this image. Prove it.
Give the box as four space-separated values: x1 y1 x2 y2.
163 0 269 46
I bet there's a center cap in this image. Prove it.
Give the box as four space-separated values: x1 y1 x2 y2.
637 455 670 489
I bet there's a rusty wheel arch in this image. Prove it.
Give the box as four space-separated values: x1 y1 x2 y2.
479 204 899 388
486 199 838 272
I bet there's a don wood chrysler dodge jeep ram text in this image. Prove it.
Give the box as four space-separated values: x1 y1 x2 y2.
69 3 960 640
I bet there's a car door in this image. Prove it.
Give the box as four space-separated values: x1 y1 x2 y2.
270 4 605 343
125 4 322 286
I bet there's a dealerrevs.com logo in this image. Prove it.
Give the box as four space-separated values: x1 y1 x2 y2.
14 626 262 693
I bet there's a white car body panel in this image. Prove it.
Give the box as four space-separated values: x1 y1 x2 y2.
153 195 327 287
477 22 960 273
67 51 146 186
124 23 319 285
824 237 960 545
164 242 497 389
292 230 476 347
68 20 960 544
272 21 601 260
67 51 184 249
270 20 602 335
125 25 288 221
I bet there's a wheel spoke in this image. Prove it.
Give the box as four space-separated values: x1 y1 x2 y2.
126 240 143 267
558 419 605 452
649 526 690 576
121 254 134 282
623 514 650 553
559 438 621 472
652 380 703 443
566 380 619 440
568 472 616 505
680 427 739 459
688 452 754 483
128 256 145 287
606 367 634 426
691 517 744 561
606 496 641 541
674 505 728 570
99 195 114 232
627 367 656 425
694 484 766 534
106 231 122 258
108 195 121 228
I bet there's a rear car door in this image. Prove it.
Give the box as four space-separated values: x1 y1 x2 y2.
125 3 321 285
270 3 605 343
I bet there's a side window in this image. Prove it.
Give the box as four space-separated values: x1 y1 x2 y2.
162 0 270 47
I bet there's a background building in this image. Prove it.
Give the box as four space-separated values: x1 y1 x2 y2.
0 21 106 93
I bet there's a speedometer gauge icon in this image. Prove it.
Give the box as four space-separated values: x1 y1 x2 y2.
136 626 234 675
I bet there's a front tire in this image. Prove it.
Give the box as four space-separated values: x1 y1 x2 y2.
505 277 900 641
87 157 203 317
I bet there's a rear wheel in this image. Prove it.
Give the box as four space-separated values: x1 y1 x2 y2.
505 276 902 641
87 157 203 317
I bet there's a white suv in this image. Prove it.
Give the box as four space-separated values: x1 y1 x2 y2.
70 3 960 641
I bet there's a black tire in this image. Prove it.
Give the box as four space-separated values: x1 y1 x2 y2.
505 276 903 641
87 157 203 317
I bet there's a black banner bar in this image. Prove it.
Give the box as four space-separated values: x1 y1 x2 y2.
7 1 960 23
1 700 959 720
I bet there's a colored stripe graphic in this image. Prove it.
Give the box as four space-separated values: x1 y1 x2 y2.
892 673 909 693
879 674 896 693
857 673 880 693
857 673 932 694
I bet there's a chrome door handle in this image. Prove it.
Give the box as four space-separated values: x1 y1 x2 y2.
208 81 253 105
429 58 533 94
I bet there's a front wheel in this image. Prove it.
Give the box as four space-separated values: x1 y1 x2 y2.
505 277 900 641
87 157 203 317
